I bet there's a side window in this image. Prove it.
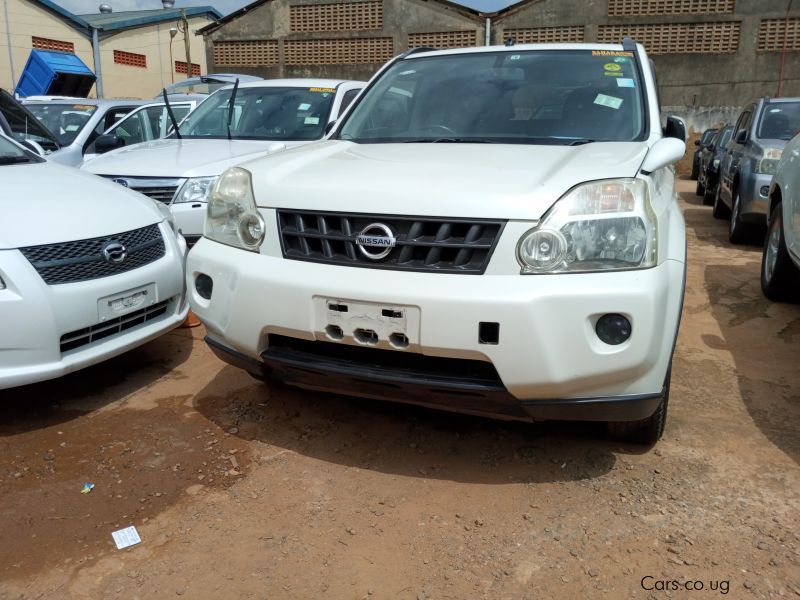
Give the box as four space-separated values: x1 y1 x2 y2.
337 89 361 118
114 111 146 145
83 107 136 152
733 111 751 143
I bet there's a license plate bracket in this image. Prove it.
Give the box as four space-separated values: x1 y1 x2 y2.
98 283 158 322
313 297 421 350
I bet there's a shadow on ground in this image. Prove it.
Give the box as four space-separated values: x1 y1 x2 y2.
190 364 653 486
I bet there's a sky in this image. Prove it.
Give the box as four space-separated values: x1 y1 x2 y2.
53 0 514 17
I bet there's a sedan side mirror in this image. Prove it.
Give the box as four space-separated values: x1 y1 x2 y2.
664 116 686 142
735 129 748 144
95 133 125 154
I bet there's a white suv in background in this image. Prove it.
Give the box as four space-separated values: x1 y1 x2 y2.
81 79 364 246
186 42 687 444
0 133 188 390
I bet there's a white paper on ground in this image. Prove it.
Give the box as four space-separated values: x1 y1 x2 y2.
112 526 142 550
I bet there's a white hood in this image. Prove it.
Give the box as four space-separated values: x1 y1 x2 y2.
81 138 305 178
0 162 162 249
246 141 650 220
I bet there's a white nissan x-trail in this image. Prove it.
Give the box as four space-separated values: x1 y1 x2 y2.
186 40 687 444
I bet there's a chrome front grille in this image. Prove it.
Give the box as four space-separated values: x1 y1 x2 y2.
101 176 184 204
132 186 178 204
277 210 505 274
60 298 172 353
19 224 165 285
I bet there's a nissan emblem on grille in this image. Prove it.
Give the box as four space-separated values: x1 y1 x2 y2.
356 223 396 260
111 178 129 187
102 241 127 264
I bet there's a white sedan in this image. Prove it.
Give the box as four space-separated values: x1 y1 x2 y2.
0 134 189 389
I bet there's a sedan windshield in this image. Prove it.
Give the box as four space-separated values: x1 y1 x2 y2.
177 86 336 141
338 49 646 144
757 102 800 141
25 103 97 145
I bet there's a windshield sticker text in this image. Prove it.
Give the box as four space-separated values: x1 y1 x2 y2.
592 50 634 57
309 87 336 93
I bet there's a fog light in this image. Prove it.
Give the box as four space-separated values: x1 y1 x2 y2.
195 273 213 300
760 186 769 197
595 313 631 345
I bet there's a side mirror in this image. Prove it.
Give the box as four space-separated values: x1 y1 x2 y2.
640 137 686 174
19 139 45 156
95 133 125 154
325 120 337 137
694 140 700 146
735 129 748 144
664 116 686 142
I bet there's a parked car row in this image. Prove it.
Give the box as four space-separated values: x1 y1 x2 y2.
693 97 800 302
1 41 691 446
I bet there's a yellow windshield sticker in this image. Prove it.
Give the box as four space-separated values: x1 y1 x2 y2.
71 104 95 110
604 71 622 77
309 87 336 93
604 63 622 71
592 50 634 57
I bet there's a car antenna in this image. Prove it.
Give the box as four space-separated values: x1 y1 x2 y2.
162 88 182 140
227 78 240 141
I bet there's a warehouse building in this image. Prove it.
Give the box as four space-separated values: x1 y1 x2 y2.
1 0 221 98
199 0 799 107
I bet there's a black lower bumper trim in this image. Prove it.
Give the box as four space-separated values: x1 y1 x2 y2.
204 336 665 423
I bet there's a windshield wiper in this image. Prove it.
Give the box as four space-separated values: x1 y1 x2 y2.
567 139 597 146
0 155 31 165
162 88 182 140
226 78 240 141
402 137 496 143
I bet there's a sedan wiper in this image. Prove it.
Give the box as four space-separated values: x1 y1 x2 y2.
0 156 31 165
567 139 597 146
402 137 496 143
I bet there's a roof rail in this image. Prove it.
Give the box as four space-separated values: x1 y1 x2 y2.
399 46 437 59
622 37 637 52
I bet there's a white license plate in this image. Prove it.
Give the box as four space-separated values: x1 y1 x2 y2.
98 284 157 322
313 297 421 349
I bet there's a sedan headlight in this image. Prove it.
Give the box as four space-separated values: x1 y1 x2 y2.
517 179 657 274
205 167 265 251
174 176 218 204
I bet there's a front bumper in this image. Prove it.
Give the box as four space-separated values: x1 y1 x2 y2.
739 172 772 222
187 238 685 421
0 224 189 390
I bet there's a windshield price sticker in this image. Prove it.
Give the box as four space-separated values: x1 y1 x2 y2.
594 94 624 110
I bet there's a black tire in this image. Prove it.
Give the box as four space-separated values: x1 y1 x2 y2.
712 185 730 219
702 181 716 206
695 179 705 196
607 368 670 445
761 202 800 302
729 189 751 244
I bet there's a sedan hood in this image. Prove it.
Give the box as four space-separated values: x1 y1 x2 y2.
81 138 303 178
0 162 162 249
247 141 650 220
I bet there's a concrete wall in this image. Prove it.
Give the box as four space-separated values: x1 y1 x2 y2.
203 0 485 81
0 0 93 93
98 15 212 98
493 0 800 106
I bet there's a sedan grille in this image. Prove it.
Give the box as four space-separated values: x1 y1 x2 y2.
277 210 505 274
60 298 172 353
131 185 178 204
19 224 165 285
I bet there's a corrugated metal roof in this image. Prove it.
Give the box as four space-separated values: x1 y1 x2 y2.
79 7 223 31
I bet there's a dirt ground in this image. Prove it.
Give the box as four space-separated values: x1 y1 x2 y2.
1 178 798 600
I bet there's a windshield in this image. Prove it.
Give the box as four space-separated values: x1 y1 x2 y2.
757 102 800 141
338 50 646 144
0 135 33 164
177 86 336 141
717 127 733 148
26 103 97 145
700 129 717 145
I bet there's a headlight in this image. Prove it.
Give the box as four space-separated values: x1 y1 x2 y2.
205 167 265 251
152 199 177 234
174 176 218 204
755 148 783 175
517 179 657 274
